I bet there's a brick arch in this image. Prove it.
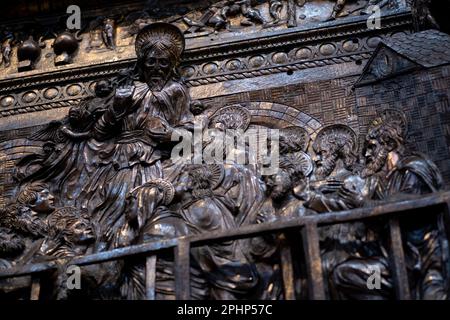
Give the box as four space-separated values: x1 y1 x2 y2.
241 101 322 134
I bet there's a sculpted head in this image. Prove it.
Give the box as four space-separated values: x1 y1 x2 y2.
68 102 93 127
135 23 185 88
209 105 251 131
17 183 55 214
188 165 214 192
47 209 95 245
267 152 311 201
186 164 224 199
264 169 292 202
4 183 55 237
279 126 310 155
363 119 405 177
313 125 357 179
94 79 114 98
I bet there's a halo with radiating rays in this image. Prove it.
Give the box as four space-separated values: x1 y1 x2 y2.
135 22 185 60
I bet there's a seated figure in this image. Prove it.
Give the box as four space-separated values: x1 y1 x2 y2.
177 164 259 300
114 179 193 300
250 153 313 300
332 110 447 300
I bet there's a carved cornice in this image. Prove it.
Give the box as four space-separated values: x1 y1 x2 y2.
183 12 413 63
181 13 413 85
0 12 413 119
185 52 373 87
0 61 131 93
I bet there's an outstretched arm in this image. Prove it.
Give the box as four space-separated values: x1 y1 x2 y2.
93 85 135 140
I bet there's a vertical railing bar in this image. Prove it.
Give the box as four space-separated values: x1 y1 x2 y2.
175 238 191 300
280 238 295 300
145 255 157 300
301 223 326 300
388 217 411 300
30 275 41 300
443 201 450 297
1 195 447 300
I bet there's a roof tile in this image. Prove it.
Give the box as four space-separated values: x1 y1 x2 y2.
382 30 450 68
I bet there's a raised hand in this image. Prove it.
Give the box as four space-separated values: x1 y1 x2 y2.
113 85 135 115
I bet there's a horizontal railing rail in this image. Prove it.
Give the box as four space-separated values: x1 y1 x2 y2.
1 190 450 300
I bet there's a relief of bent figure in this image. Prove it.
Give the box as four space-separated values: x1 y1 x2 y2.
0 183 97 299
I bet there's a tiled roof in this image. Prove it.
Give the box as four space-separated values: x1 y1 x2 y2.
382 30 450 68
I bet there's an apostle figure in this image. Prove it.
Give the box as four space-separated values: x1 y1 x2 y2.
178 164 259 299
310 124 358 194
332 110 448 300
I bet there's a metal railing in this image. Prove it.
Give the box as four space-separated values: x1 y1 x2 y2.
1 191 450 300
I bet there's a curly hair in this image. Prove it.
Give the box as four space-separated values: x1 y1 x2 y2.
279 155 306 183
0 228 24 255
47 208 92 242
16 182 49 206
211 113 245 130
313 132 357 170
188 165 214 198
0 204 47 237
367 119 405 154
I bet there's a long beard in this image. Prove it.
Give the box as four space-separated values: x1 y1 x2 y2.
315 156 337 179
271 189 288 202
266 184 287 202
145 69 169 89
147 77 166 89
363 148 388 177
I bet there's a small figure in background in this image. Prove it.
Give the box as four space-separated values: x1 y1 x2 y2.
206 1 238 31
269 0 283 23
239 0 266 26
1 30 14 68
310 125 358 193
327 0 393 21
102 18 116 49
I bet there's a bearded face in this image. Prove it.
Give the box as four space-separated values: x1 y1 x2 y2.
313 144 338 179
68 105 91 128
362 138 388 177
142 49 172 89
68 106 83 125
15 207 48 237
264 172 291 202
